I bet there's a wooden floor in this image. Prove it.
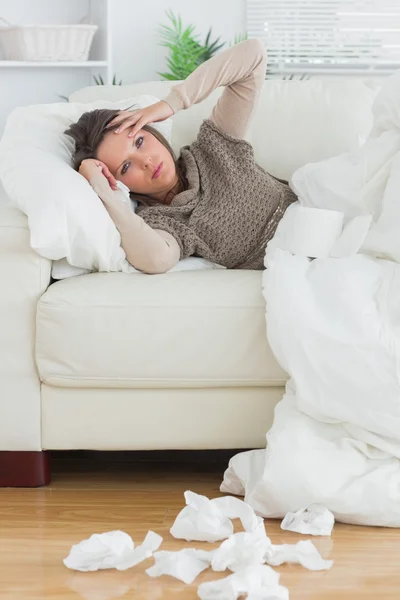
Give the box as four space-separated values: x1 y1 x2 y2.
1 451 400 599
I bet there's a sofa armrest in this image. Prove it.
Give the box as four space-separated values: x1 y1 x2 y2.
0 205 52 450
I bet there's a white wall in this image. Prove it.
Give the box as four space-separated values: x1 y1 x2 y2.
111 0 246 84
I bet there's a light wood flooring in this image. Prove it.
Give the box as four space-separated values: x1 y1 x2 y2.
1 451 400 599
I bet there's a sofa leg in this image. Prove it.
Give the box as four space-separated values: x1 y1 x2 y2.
0 450 51 487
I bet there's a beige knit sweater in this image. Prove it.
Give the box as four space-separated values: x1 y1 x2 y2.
90 39 297 273
136 119 297 269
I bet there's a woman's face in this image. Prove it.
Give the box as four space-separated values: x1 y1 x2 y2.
96 128 178 201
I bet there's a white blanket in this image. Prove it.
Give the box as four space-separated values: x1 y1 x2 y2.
221 70 400 527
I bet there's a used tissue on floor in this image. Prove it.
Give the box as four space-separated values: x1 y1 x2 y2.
280 504 335 536
211 524 271 572
63 530 162 571
63 492 334 600
266 540 333 571
197 565 289 600
170 490 263 542
146 548 213 584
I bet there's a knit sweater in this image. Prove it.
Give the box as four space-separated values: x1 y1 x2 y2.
136 119 297 269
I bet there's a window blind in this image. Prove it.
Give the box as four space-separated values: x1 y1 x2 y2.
247 0 400 74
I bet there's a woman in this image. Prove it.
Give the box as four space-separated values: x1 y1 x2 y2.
65 39 297 274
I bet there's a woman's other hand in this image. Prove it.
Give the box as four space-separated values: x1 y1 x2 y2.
106 100 174 138
78 158 117 190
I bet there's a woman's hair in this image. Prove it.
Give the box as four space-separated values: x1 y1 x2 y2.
64 108 187 204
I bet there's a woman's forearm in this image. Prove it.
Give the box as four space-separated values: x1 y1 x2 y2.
163 38 267 138
89 173 180 274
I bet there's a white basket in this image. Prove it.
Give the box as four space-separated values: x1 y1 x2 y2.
0 20 98 61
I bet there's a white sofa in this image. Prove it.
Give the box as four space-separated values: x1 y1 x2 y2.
0 77 380 486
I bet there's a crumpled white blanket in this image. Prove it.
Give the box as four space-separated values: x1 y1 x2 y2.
221 69 400 527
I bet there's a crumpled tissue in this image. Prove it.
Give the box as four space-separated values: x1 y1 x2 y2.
266 540 333 571
146 548 214 584
281 504 335 536
197 565 289 600
170 491 263 542
211 522 271 573
63 530 162 571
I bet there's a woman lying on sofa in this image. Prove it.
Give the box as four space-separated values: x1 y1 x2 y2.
64 39 297 274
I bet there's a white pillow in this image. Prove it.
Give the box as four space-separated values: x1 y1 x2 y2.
0 95 170 275
0 95 221 278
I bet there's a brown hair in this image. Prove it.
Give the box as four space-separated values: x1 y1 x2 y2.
64 107 187 204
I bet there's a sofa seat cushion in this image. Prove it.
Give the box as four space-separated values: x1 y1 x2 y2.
36 270 288 388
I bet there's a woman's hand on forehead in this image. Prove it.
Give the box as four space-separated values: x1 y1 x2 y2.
106 101 174 138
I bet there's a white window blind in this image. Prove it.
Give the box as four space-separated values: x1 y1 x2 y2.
247 0 400 74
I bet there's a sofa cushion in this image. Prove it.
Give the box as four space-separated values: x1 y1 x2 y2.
36 270 288 388
71 79 379 181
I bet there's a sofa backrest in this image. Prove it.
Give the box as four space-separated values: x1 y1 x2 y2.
70 78 380 180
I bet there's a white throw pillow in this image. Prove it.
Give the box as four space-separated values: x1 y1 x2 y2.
0 96 222 278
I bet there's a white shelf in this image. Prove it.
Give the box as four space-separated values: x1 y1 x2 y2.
0 0 113 138
0 0 111 79
0 60 108 67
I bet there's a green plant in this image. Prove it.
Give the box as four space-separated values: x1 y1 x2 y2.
158 10 225 80
200 28 226 62
93 73 123 86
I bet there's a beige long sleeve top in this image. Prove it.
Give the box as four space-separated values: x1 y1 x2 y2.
90 39 267 274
